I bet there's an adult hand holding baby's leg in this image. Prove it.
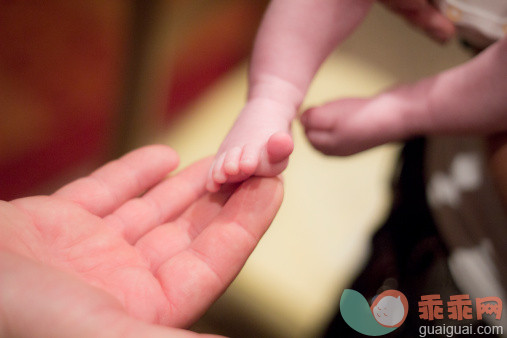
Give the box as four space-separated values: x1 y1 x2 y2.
206 98 294 192
301 37 507 156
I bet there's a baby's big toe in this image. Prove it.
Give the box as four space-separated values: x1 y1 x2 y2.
254 133 293 177
267 132 294 163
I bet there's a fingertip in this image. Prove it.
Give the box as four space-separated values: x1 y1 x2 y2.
240 176 284 213
127 144 181 173
427 17 456 43
276 174 285 184
416 4 457 43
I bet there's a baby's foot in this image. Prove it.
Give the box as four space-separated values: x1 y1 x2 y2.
207 99 295 192
301 91 422 156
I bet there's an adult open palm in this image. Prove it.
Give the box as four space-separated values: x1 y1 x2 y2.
0 145 283 337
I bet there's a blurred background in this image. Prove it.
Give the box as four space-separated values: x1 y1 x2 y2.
0 1 470 337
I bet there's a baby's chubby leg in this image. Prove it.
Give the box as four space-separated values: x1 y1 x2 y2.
206 97 295 192
300 85 428 156
301 37 507 156
207 0 376 191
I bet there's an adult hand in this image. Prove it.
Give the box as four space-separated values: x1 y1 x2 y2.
0 145 283 337
379 0 456 43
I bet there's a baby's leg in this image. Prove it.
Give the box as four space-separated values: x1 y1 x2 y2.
206 0 375 191
301 37 507 156
300 85 427 156
206 98 294 192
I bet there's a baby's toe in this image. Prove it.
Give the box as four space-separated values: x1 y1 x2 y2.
223 147 242 176
239 144 260 175
206 179 221 193
206 164 221 192
267 132 293 163
212 153 228 184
